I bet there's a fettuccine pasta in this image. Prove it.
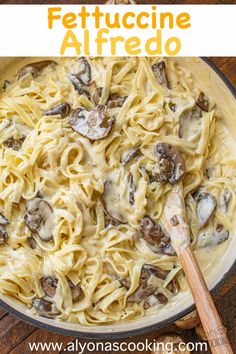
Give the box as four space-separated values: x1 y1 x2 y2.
0 57 235 325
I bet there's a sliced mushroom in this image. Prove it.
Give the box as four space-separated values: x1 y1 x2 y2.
198 223 229 248
141 264 168 281
3 136 25 151
220 188 232 213
44 103 71 118
151 334 190 354
68 58 91 98
140 216 165 246
178 106 202 139
77 58 91 85
70 105 114 141
40 276 58 298
128 173 135 205
0 214 9 245
2 80 10 91
169 101 177 112
113 274 131 289
175 310 200 329
196 91 209 112
0 226 8 245
68 280 83 302
143 291 168 309
93 87 103 105
128 281 156 302
129 263 170 307
24 198 54 241
27 237 37 249
152 143 186 185
140 216 175 256
152 61 169 88
196 192 217 228
68 74 90 98
213 223 229 245
121 146 140 165
0 213 10 226
107 94 127 108
32 298 60 318
18 60 57 79
101 180 127 224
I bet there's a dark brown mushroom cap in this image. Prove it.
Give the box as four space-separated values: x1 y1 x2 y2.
128 280 168 308
153 143 186 184
70 105 115 141
196 192 217 228
128 262 171 307
68 280 83 302
139 216 175 256
40 276 58 298
18 60 57 79
152 61 169 88
128 281 156 302
107 94 127 108
3 136 25 151
0 226 8 245
141 264 169 281
32 298 60 318
24 198 54 241
101 180 127 224
140 216 165 246
44 103 71 118
196 91 209 112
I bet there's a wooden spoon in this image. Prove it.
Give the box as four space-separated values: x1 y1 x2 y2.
164 183 233 354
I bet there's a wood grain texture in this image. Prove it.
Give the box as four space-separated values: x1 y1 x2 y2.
0 314 36 353
9 329 74 354
0 34 234 354
179 246 233 354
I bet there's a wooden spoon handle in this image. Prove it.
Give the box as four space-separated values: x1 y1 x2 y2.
179 245 233 354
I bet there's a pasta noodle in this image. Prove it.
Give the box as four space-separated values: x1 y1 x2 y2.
0 57 235 325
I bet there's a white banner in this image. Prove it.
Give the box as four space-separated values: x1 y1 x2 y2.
0 5 235 56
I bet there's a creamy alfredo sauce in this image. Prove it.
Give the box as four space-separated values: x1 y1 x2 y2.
0 57 235 325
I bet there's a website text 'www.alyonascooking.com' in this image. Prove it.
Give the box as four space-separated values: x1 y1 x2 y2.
28 338 208 353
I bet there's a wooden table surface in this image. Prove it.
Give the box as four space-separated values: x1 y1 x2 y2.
0 57 235 354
